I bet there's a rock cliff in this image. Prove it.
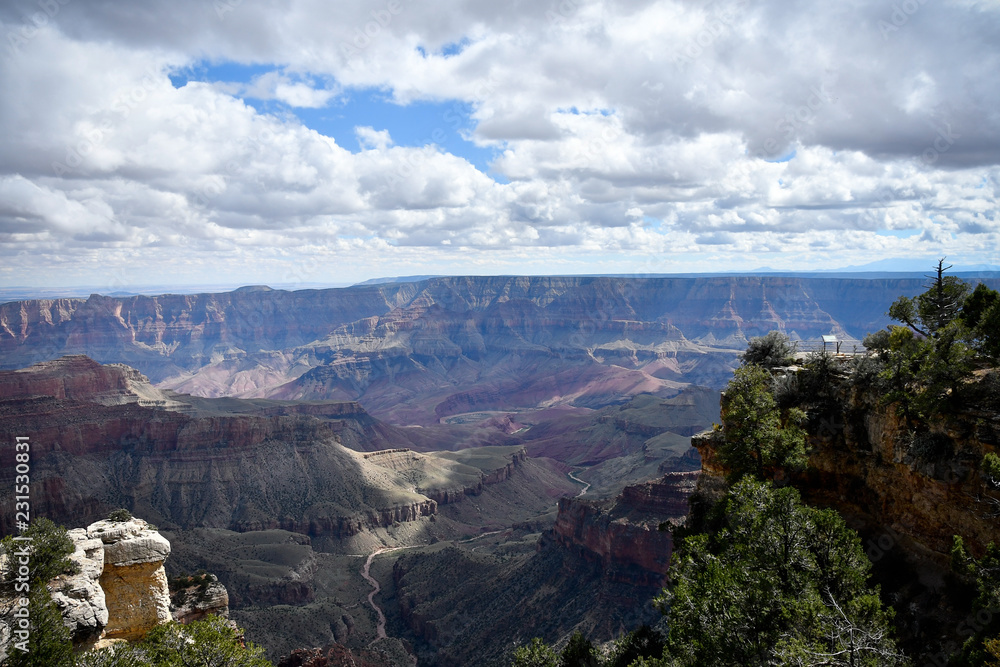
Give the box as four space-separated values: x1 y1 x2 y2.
0 358 566 545
690 363 1000 658
169 574 231 625
546 471 699 586
49 529 108 648
692 375 1000 564
89 518 173 644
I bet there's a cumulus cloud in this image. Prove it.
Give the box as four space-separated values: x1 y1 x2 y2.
0 0 997 287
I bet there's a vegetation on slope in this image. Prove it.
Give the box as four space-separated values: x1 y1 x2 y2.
512 262 1000 666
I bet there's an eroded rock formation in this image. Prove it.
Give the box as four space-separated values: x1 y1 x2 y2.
3 276 966 425
90 518 173 643
51 517 219 651
48 529 108 648
546 471 699 586
170 574 231 625
692 381 1000 564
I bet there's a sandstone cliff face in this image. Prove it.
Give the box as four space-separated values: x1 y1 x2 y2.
49 530 108 647
547 471 699 586
170 576 230 625
690 368 1000 660
88 518 173 643
693 384 1000 564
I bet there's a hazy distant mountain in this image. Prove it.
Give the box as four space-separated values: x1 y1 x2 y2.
352 275 444 286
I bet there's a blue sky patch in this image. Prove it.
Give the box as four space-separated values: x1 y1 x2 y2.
875 229 921 239
169 61 502 177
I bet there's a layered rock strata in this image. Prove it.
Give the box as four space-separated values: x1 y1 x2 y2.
49 518 193 650
546 471 699 586
90 518 173 642
48 530 108 648
0 357 441 537
692 382 1000 563
170 575 231 625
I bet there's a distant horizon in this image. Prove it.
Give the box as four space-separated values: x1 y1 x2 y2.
4 264 1000 303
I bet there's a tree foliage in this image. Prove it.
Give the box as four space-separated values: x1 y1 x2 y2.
604 626 665 667
743 331 797 369
76 615 272 667
654 479 907 667
866 261 999 420
950 538 1000 666
719 364 807 483
511 627 667 667
560 632 600 667
511 637 560 667
0 518 78 667
888 259 970 338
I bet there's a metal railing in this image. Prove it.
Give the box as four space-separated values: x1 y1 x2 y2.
793 340 867 356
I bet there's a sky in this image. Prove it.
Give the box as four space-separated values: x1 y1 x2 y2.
1 0 998 290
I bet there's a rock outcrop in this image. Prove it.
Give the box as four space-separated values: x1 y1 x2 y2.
50 517 211 651
89 518 173 643
546 471 699 586
691 364 1000 660
170 574 231 625
692 378 1000 564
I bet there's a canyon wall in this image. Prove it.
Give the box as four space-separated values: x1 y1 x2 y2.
0 357 557 542
6 276 995 423
547 471 699 586
0 358 436 537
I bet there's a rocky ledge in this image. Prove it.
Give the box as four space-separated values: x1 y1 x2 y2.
546 471 699 586
47 517 229 651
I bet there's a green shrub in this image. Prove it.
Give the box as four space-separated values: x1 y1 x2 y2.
106 508 133 522
656 479 907 666
742 331 797 369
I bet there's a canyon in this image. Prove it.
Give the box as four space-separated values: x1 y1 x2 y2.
4 274 1000 664
0 354 698 663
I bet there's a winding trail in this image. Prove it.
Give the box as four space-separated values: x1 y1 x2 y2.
458 529 504 544
360 545 422 646
567 468 591 497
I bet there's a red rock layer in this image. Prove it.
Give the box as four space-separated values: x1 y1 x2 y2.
547 471 699 586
